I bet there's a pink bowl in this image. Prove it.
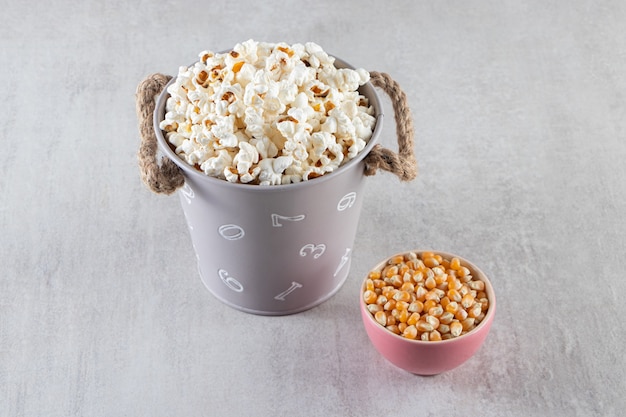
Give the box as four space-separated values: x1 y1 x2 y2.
360 250 496 375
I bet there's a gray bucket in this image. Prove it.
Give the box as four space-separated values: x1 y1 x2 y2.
149 58 411 315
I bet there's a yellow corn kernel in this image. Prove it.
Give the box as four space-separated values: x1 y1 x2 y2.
461 293 475 309
363 290 377 304
365 279 375 291
393 291 411 303
402 325 418 339
450 321 463 337
432 266 445 276
424 290 441 302
386 315 397 326
420 332 430 341
468 302 482 318
432 288 446 299
382 287 396 299
468 279 485 291
423 257 439 268
398 322 408 333
408 301 423 313
423 299 438 313
461 318 476 331
425 268 435 281
384 265 399 278
438 323 450 334
430 330 442 341
447 276 461 291
390 255 404 265
374 311 387 326
425 314 440 330
440 296 450 309
439 311 454 325
407 312 421 325
442 333 453 340
398 263 410 276
458 266 471 278
434 272 447 286
424 275 437 290
395 300 409 311
415 286 428 301
440 258 451 270
367 304 382 314
401 282 415 293
428 305 444 317
389 275 403 288
421 251 436 259
383 299 396 311
373 279 385 289
416 320 434 333
369 270 382 280
455 308 468 321
412 271 424 283
459 284 470 296
447 288 462 303
376 295 388 306
450 257 461 271
445 301 459 314
386 324 400 335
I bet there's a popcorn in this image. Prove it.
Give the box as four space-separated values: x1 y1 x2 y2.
160 40 376 185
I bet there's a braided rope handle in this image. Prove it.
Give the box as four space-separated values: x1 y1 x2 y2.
135 71 417 194
135 74 184 195
364 72 418 181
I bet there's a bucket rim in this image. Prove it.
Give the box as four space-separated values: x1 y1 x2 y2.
153 55 384 193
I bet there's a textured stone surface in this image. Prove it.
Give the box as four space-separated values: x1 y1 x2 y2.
1 1 625 415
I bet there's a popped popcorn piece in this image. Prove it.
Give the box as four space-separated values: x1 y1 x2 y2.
160 40 376 185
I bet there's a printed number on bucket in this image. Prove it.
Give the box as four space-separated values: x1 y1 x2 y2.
274 281 303 301
299 244 326 259
218 224 245 240
218 269 244 292
271 213 306 227
337 192 357 211
334 248 352 277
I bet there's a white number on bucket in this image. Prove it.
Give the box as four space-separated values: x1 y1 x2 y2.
274 281 303 301
337 192 357 211
180 183 195 204
218 224 245 240
333 248 352 277
271 213 306 227
299 244 326 259
218 269 244 292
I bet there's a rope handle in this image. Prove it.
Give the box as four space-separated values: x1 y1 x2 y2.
135 71 417 194
364 71 417 181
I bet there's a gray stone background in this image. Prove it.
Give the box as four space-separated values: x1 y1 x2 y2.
1 1 624 416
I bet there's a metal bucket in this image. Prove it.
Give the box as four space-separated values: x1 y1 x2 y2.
152 58 385 315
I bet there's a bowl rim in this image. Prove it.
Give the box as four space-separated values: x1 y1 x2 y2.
360 249 496 345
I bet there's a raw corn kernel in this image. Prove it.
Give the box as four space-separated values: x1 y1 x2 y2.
364 252 490 341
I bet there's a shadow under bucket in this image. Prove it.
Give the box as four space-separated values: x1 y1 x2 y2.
140 57 416 316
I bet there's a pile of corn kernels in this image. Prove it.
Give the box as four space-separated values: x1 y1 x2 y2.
363 251 489 341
